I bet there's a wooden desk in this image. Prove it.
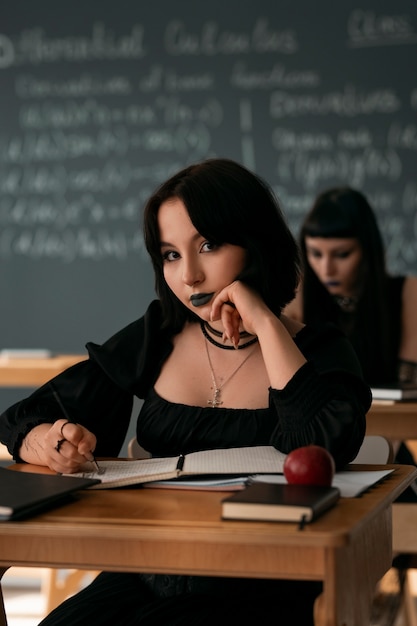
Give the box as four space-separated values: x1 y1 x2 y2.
0 355 87 387
367 401 417 440
0 464 416 626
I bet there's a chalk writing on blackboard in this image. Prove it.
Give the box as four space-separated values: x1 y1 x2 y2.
0 2 416 351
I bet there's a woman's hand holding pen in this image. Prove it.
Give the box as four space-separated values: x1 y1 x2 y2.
20 421 98 474
49 419 98 474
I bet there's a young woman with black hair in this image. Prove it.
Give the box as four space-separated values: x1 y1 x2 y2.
0 160 370 625
285 186 417 387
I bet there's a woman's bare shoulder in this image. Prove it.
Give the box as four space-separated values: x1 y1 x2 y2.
404 274 417 287
282 288 304 323
280 313 305 338
403 275 417 303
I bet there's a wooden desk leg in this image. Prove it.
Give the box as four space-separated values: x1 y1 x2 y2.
314 508 392 626
0 567 10 626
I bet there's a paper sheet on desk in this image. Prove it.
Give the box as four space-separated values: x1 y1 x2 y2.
249 469 394 498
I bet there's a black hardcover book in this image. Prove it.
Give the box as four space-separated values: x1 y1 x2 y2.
222 482 340 523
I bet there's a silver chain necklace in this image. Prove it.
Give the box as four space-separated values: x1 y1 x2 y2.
204 338 256 407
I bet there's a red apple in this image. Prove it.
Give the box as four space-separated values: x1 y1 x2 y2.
283 445 335 487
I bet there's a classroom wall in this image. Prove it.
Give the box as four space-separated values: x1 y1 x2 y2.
0 0 416 358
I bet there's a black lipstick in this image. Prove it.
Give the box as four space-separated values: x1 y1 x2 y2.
190 293 214 307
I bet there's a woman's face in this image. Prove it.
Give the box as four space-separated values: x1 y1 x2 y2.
158 197 247 320
304 236 363 297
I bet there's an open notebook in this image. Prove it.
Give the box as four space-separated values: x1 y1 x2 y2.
0 468 99 520
66 445 394 496
67 446 287 489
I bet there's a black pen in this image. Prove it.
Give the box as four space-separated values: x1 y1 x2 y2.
53 390 101 473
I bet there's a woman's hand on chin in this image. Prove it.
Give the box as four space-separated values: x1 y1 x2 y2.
210 281 272 346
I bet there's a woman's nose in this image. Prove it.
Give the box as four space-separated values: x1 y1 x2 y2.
182 259 204 286
319 256 335 276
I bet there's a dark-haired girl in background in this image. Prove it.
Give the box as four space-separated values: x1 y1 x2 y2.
285 187 417 386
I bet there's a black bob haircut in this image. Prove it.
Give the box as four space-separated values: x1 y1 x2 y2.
143 158 300 331
299 186 387 314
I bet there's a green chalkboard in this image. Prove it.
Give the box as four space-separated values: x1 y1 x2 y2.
1 0 416 353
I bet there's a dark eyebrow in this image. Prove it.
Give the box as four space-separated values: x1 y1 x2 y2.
159 232 202 248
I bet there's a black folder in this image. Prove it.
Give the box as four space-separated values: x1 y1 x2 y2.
0 467 99 520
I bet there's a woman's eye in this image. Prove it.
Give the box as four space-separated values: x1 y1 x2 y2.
337 250 351 259
162 250 179 262
201 241 218 252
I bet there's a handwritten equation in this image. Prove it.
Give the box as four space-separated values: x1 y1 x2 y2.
0 6 416 272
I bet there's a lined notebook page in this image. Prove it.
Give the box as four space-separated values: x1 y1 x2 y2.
69 456 180 485
183 446 286 474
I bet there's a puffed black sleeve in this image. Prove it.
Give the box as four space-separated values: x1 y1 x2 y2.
0 301 172 461
268 324 371 470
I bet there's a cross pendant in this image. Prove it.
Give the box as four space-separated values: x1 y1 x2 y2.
208 387 223 407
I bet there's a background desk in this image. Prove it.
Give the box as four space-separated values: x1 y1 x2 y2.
0 355 87 388
367 401 417 441
0 463 416 626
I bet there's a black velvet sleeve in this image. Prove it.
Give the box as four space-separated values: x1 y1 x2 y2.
0 301 170 461
268 323 371 470
0 358 134 461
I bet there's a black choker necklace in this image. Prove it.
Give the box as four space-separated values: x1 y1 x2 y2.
204 321 251 339
200 322 258 350
333 295 358 313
